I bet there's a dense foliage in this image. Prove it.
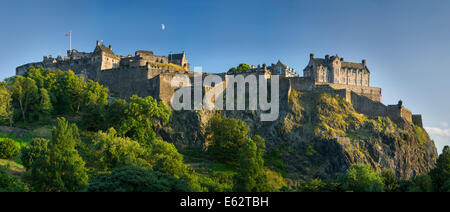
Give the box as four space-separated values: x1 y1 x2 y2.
30 118 89 192
339 164 385 192
234 135 270 192
430 146 450 192
206 116 251 166
87 166 191 192
89 128 151 172
228 63 252 74
0 82 13 125
117 95 171 147
20 138 49 170
0 166 28 192
0 138 20 159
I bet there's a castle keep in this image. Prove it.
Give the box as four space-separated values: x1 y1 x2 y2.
297 54 419 125
16 41 422 126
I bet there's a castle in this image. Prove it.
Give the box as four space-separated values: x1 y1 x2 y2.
16 41 423 126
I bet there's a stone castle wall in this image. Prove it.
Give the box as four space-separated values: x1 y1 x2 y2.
16 58 101 80
412 115 423 127
15 45 422 126
284 76 415 124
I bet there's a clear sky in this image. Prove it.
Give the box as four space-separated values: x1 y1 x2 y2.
0 0 449 153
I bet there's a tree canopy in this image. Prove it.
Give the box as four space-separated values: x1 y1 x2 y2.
86 166 191 192
30 117 88 192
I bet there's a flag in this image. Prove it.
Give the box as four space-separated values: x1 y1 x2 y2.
66 32 71 36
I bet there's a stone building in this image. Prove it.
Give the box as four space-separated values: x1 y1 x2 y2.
15 44 423 126
304 54 370 87
16 40 190 80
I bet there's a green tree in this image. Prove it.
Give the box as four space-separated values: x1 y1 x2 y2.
30 118 88 192
206 116 250 166
228 67 237 74
51 70 86 114
149 139 188 179
429 145 450 192
0 82 13 126
0 138 20 159
86 167 191 192
0 166 28 192
228 63 252 74
407 174 433 192
38 88 53 123
24 66 46 89
236 63 251 72
80 80 109 131
20 138 49 170
105 98 128 129
89 128 151 172
234 137 270 192
339 164 384 192
118 95 171 147
9 76 39 122
381 169 400 192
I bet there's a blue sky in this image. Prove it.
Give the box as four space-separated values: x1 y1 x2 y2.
0 0 449 152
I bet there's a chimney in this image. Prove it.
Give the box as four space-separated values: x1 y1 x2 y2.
109 45 112 50
310 53 314 59
325 54 330 60
362 59 367 66
96 40 100 46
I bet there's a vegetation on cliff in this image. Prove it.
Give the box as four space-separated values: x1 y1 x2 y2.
260 90 438 180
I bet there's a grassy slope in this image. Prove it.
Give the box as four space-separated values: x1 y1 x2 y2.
0 125 52 178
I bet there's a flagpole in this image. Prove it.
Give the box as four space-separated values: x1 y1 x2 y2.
70 31 72 51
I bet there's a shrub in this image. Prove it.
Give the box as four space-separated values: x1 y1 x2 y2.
339 164 384 192
86 167 191 192
20 138 49 170
0 166 28 192
407 174 433 192
150 139 188 179
298 179 328 192
381 169 400 192
89 128 151 171
0 138 20 159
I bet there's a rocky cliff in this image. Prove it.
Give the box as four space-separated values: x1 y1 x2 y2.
162 90 438 180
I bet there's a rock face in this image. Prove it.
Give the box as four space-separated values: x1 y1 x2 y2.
163 90 438 180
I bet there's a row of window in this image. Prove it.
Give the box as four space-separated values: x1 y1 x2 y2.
317 67 368 85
